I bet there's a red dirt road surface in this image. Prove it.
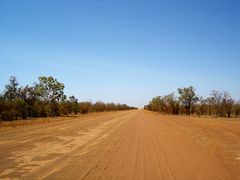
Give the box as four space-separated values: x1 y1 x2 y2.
0 110 240 179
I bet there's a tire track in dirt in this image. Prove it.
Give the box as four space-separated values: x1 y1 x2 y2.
0 111 135 179
79 112 138 180
29 112 138 179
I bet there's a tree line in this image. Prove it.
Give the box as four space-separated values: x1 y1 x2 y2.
144 86 240 118
0 76 136 121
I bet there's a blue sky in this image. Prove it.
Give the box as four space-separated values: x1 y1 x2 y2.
0 0 240 107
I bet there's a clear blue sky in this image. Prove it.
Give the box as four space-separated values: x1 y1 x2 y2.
0 0 240 107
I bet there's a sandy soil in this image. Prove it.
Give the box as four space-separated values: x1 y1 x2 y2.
0 110 240 180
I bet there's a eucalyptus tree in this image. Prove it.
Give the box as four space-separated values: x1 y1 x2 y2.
178 86 198 115
35 76 65 116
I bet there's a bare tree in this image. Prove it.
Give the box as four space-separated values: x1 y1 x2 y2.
222 91 234 118
210 90 223 117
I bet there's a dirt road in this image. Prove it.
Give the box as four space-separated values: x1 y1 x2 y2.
0 110 240 179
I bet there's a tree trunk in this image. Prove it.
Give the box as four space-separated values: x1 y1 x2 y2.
227 111 231 118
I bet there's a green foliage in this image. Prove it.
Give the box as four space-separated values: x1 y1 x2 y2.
69 96 79 114
145 86 238 118
0 76 136 121
145 93 180 115
3 76 20 99
35 76 65 116
36 76 65 103
178 86 199 115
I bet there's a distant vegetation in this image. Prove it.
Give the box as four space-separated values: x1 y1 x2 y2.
0 76 136 121
144 86 240 118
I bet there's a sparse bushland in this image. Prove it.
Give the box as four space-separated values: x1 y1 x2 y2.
144 86 240 118
0 76 136 121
